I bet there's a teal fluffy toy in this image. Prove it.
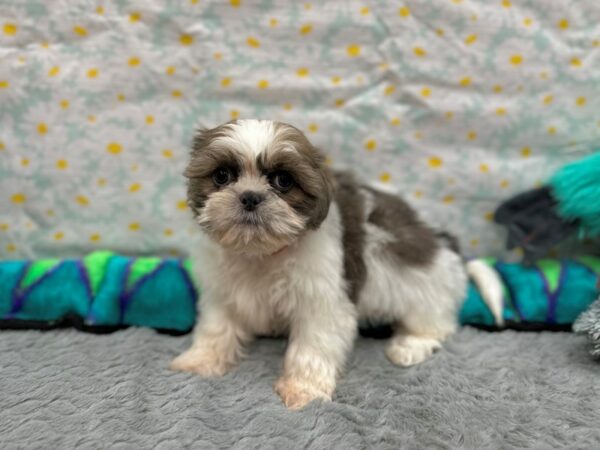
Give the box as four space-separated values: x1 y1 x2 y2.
0 251 598 333
552 151 600 238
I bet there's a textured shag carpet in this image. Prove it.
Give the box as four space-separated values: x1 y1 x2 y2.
1 327 599 449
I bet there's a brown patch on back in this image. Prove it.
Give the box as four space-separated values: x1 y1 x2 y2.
366 187 439 266
333 171 367 303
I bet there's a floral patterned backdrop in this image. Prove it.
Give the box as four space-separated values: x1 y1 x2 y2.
1 0 599 259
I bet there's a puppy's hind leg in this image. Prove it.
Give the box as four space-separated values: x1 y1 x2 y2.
385 304 457 367
386 250 466 367
385 330 447 367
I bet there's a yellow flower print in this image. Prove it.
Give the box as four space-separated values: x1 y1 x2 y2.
76 195 90 206
73 26 87 37
509 54 523 65
3 23 17 36
180 34 194 46
128 56 141 67
106 142 123 154
347 44 361 57
300 24 313 35
56 159 68 169
384 85 396 95
428 157 443 168
11 193 26 204
296 68 309 77
365 139 377 151
413 47 426 57
37 122 48 135
399 6 410 17
465 34 477 45
379 172 391 182
247 37 260 48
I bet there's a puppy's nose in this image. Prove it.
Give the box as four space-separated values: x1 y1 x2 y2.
239 191 264 211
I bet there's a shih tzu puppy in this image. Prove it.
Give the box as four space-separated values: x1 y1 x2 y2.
170 119 468 409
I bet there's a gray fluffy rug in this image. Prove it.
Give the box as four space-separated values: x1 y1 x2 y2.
1 327 599 449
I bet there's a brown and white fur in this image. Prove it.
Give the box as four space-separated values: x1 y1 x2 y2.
170 119 468 409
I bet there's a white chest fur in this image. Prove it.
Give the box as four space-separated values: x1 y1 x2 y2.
194 202 348 336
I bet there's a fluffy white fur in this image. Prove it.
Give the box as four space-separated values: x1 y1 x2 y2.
171 119 467 410
211 120 277 158
172 202 358 409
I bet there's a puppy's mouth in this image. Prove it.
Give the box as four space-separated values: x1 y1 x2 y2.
235 210 265 226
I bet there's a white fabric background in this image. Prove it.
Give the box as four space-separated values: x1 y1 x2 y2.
1 0 599 259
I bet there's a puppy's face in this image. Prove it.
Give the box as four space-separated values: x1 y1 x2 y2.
184 120 333 255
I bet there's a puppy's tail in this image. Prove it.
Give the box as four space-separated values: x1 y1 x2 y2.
435 231 504 327
465 259 505 327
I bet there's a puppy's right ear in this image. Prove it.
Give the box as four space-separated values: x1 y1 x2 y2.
183 128 210 179
184 123 238 179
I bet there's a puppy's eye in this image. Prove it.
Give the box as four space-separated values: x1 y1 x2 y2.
212 167 232 187
270 171 294 192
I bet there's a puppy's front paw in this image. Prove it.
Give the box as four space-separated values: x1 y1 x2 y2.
386 335 442 367
170 349 231 377
274 377 331 410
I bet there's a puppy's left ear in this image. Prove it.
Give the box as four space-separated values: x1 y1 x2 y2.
307 151 335 229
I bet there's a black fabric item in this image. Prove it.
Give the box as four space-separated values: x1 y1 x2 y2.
0 314 190 336
494 186 579 262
